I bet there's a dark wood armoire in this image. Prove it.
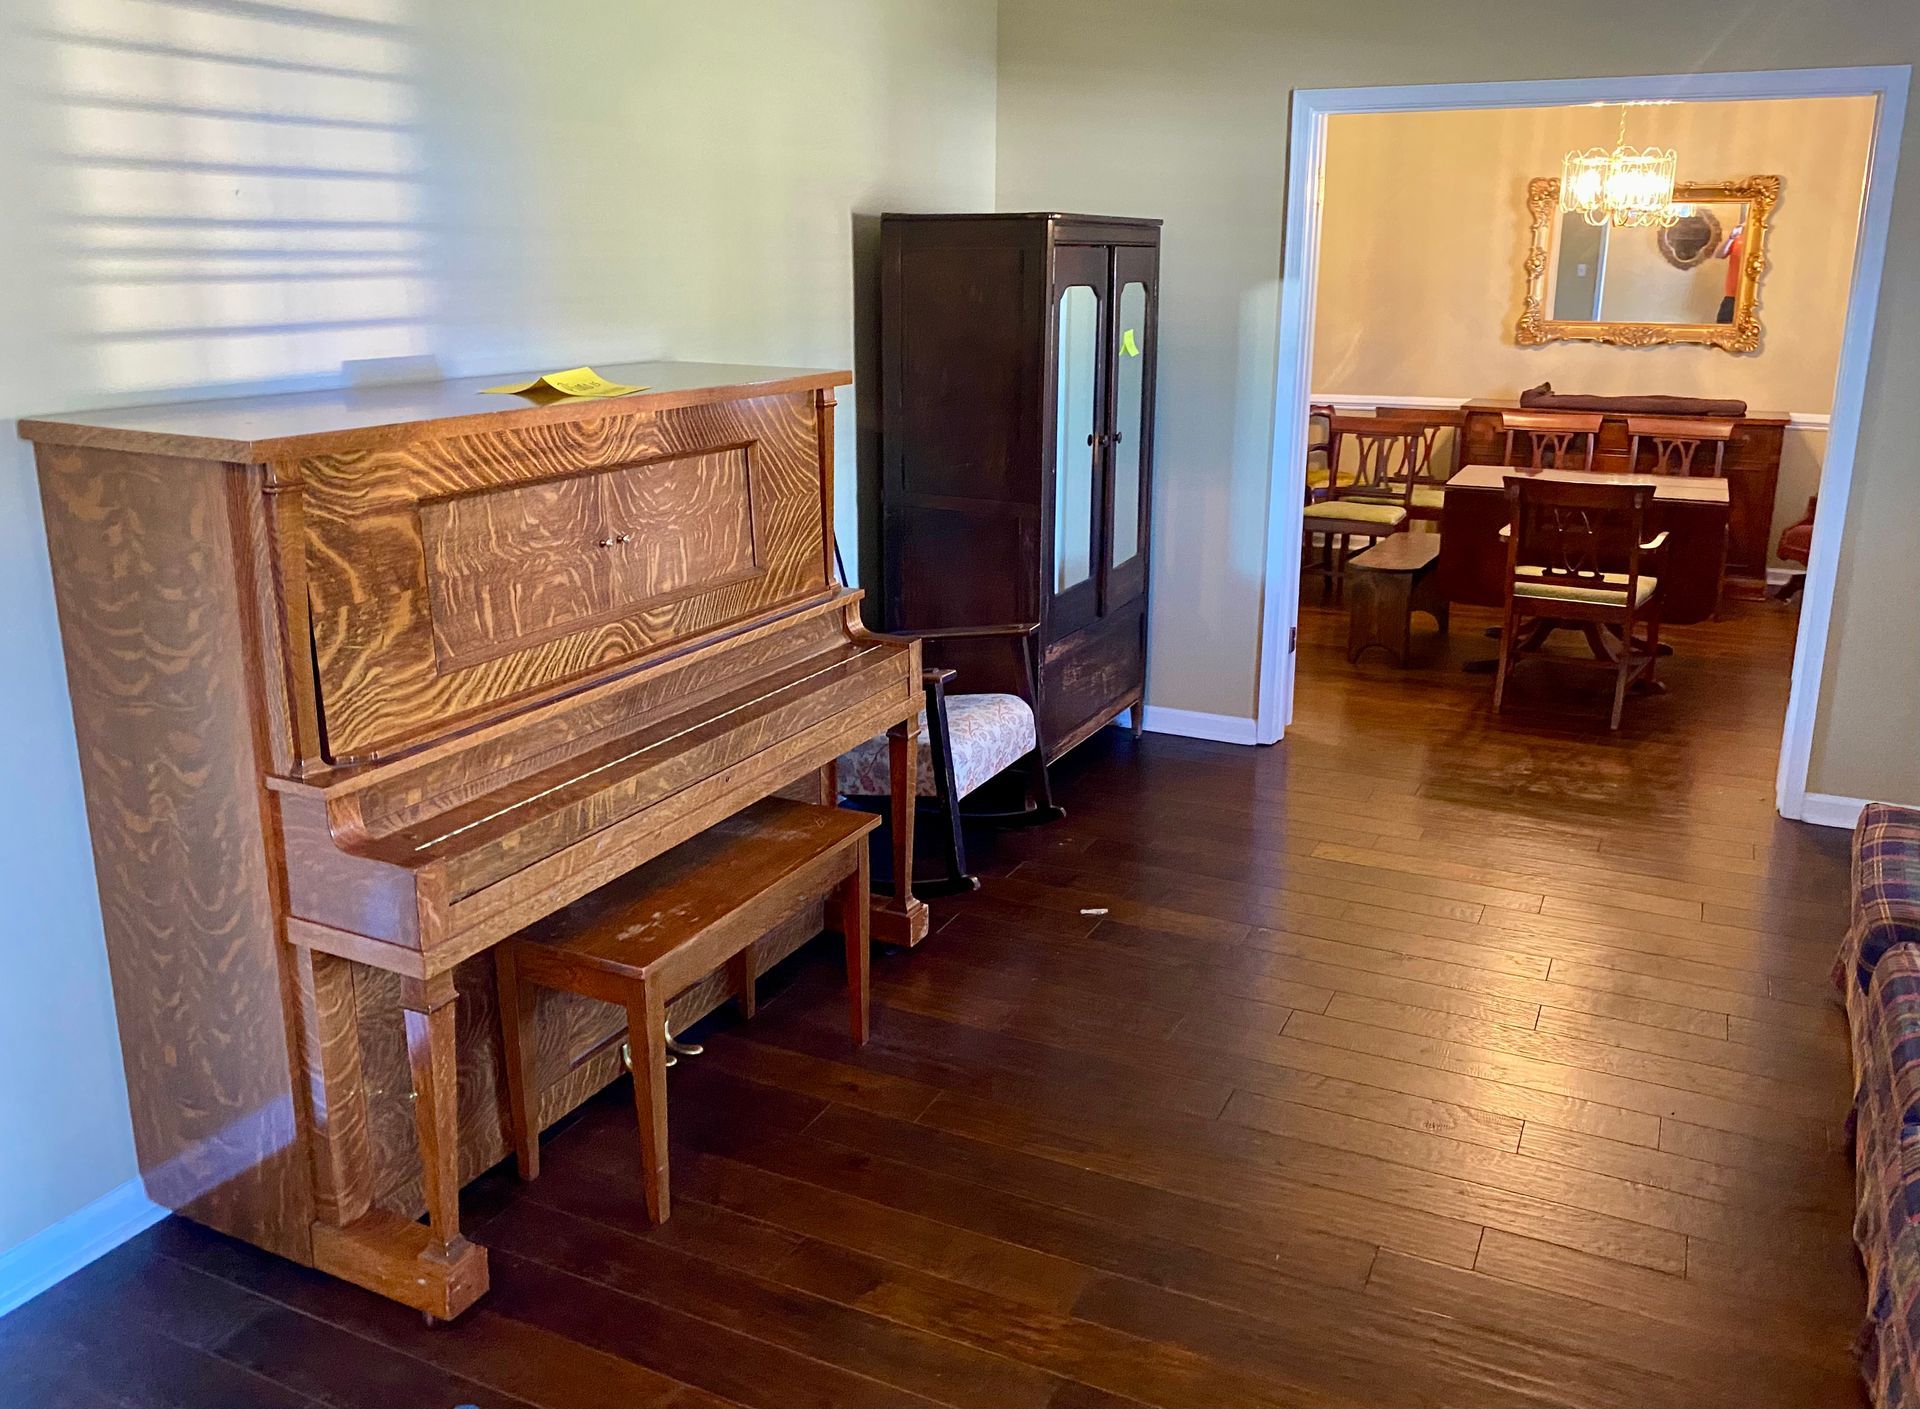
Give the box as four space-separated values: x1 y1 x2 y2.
879 212 1161 762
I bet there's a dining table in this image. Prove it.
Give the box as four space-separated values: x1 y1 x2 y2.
1437 464 1732 625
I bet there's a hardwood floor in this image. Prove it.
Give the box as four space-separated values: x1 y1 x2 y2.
0 598 1863 1408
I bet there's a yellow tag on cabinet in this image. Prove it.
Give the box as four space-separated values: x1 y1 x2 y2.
1120 328 1142 358
481 367 647 398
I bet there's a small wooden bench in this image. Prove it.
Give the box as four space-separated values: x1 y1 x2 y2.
1347 533 1449 666
495 797 878 1223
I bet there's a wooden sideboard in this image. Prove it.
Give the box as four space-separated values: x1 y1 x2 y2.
1459 399 1786 598
21 363 926 1318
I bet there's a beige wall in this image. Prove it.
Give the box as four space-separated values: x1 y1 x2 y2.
1312 99 1871 562
1315 100 1872 413
996 0 1919 807
0 0 996 1263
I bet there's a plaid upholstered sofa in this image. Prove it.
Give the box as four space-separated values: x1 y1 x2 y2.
1839 803 1920 1407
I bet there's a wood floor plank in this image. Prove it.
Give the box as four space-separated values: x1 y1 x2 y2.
1249 912 1555 978
1384 898 1839 990
786 968 1557 1158
1283 1008 1835 1149
1311 840 1698 920
669 1065 1391 1296
917 1085 1684 1274
768 1238 1316 1409
1367 1249 1856 1408
1473 1227 1857 1354
1545 956 1842 1033
1517 1120 1850 1213
1535 1004 1846 1087
1333 830 1849 917
1070 1271 1587 1408
671 1153 1101 1313
1216 1087 1838 1258
1173 1006 1664 1146
485 1198 1074 1408
486 1249 932 1409
142 1217 732 1409
1324 992 1847 1119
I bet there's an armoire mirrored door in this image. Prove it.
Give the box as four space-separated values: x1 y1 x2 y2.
1103 243 1156 615
1050 244 1108 636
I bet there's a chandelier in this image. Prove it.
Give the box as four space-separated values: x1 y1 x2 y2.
1562 107 1677 229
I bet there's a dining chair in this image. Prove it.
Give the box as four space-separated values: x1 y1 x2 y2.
1775 494 1816 601
1304 402 1336 501
1368 406 1465 521
1500 410 1603 472
1301 414 1419 594
1493 476 1667 731
1625 415 1735 477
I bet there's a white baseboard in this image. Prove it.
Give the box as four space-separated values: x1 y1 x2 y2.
1794 792 1870 829
0 1177 165 1318
1113 705 1260 746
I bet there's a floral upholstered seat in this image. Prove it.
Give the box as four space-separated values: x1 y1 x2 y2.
837 693 1036 800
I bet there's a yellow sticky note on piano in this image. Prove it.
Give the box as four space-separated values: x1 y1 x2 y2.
1120 328 1142 358
481 367 647 398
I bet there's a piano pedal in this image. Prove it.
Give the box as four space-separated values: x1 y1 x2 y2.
622 1039 678 1071
664 1022 703 1059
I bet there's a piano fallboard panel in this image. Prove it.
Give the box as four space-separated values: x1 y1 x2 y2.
295 391 830 762
315 595 861 843
276 608 917 963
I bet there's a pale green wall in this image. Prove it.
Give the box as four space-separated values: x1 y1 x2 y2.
995 0 1920 808
0 0 997 1261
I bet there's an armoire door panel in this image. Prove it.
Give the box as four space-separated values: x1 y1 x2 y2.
891 242 1039 503
1049 244 1109 638
1104 243 1158 613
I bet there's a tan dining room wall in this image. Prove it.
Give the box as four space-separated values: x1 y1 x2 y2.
995 0 1920 808
1312 97 1875 566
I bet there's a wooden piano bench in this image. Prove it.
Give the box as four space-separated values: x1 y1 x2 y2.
494 797 878 1223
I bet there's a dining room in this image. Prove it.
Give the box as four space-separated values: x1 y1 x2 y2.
1296 90 1874 743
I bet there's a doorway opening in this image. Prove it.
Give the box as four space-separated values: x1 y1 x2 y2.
1255 67 1909 826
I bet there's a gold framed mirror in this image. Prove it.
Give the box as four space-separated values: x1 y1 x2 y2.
1516 175 1780 351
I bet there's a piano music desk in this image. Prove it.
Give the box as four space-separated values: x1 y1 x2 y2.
22 362 926 1320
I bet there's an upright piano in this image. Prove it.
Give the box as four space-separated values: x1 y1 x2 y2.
21 363 927 1317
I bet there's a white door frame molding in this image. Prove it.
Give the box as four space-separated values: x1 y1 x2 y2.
1255 65 1910 826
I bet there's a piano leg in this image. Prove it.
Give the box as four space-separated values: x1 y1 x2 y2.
307 967 488 1324
400 973 467 1259
870 718 931 947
